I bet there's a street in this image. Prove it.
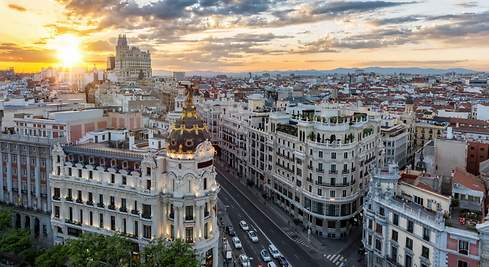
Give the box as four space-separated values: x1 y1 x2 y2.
217 171 331 267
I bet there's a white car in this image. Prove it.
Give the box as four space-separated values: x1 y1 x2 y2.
267 262 278 267
247 230 259 242
260 249 272 262
239 220 249 231
239 254 251 267
232 236 242 249
268 244 281 259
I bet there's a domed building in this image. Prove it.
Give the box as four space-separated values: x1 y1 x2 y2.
50 86 219 267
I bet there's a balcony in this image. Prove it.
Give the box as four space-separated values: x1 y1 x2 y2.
119 207 127 213
329 170 337 174
316 168 324 173
97 203 105 208
185 216 194 221
204 210 210 217
342 169 349 174
86 200 94 206
108 204 115 210
53 195 60 201
65 196 73 202
142 213 151 220
76 198 83 204
169 213 174 219
131 209 139 215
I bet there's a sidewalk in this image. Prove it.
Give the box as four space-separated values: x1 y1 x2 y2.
215 160 361 257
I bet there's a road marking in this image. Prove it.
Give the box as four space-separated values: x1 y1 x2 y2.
217 171 316 251
220 187 273 245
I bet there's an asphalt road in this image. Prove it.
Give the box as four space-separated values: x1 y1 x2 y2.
217 172 331 267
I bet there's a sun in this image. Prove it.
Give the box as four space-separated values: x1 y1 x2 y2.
53 35 83 68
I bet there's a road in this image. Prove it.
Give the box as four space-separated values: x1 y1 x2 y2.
217 172 331 267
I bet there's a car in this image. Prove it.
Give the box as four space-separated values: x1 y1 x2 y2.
232 236 242 249
260 249 272 262
239 254 251 267
267 262 278 267
247 230 259 242
226 225 236 236
268 244 281 259
239 220 249 231
278 255 291 267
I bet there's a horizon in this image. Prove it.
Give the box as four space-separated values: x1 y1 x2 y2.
1 1 489 72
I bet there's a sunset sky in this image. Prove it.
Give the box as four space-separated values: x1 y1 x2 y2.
1 0 489 73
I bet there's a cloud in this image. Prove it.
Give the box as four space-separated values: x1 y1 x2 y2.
365 60 469 66
7 3 27 12
371 15 421 25
0 43 56 63
313 1 415 15
84 40 113 52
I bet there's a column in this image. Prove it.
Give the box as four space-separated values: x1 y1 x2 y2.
26 154 32 208
212 246 218 267
17 149 22 205
7 153 12 202
0 148 4 201
35 157 41 210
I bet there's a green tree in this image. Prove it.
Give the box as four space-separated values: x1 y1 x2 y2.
142 239 199 267
65 233 134 267
35 245 68 267
0 228 31 254
0 207 12 231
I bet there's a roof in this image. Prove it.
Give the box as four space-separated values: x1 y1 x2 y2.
453 167 486 192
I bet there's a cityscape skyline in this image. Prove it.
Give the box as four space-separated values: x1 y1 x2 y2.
1 0 489 73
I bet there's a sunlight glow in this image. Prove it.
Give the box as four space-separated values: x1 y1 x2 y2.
54 35 83 68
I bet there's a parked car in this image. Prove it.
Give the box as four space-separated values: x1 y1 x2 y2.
226 225 236 236
278 255 291 267
239 220 249 231
268 244 281 259
260 249 272 262
239 254 251 267
247 230 259 242
232 236 242 249
267 262 278 267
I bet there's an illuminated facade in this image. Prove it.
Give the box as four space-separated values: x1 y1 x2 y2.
49 88 219 266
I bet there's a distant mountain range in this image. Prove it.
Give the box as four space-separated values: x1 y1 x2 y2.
154 67 479 78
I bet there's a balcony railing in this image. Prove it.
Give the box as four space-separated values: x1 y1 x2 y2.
86 200 94 206
97 203 105 208
142 213 151 219
76 198 83 204
119 207 127 213
53 195 60 201
329 170 337 174
131 209 139 215
65 196 73 202
108 204 115 210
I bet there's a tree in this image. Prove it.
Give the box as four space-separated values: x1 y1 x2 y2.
35 245 68 267
0 228 31 254
0 207 12 232
142 239 199 267
65 233 134 267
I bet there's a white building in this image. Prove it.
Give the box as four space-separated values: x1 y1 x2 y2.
50 90 219 266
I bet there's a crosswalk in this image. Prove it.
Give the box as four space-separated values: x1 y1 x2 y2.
325 254 347 266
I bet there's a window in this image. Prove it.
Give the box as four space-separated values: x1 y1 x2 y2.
423 227 430 241
110 216 115 231
204 222 209 239
143 225 152 239
99 213 104 228
331 152 336 159
405 254 412 267
134 221 139 237
53 188 60 199
379 207 384 216
391 246 398 263
375 239 382 251
78 169 82 178
368 219 373 229
458 261 468 267
89 212 93 225
203 178 207 190
122 176 126 185
185 227 193 243
330 190 335 197
392 230 398 242
146 180 151 190
458 240 468 255
319 151 323 158
54 206 60 218
414 195 424 206
185 206 194 221
146 167 151 176
79 209 83 224
375 223 383 234
407 220 414 233
142 204 152 219
422 246 430 259
89 170 93 179
406 237 413 250
111 174 115 183
393 213 399 225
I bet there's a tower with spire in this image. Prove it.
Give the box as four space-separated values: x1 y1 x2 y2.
114 34 152 82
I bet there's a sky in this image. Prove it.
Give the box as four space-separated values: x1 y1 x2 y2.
1 0 489 73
